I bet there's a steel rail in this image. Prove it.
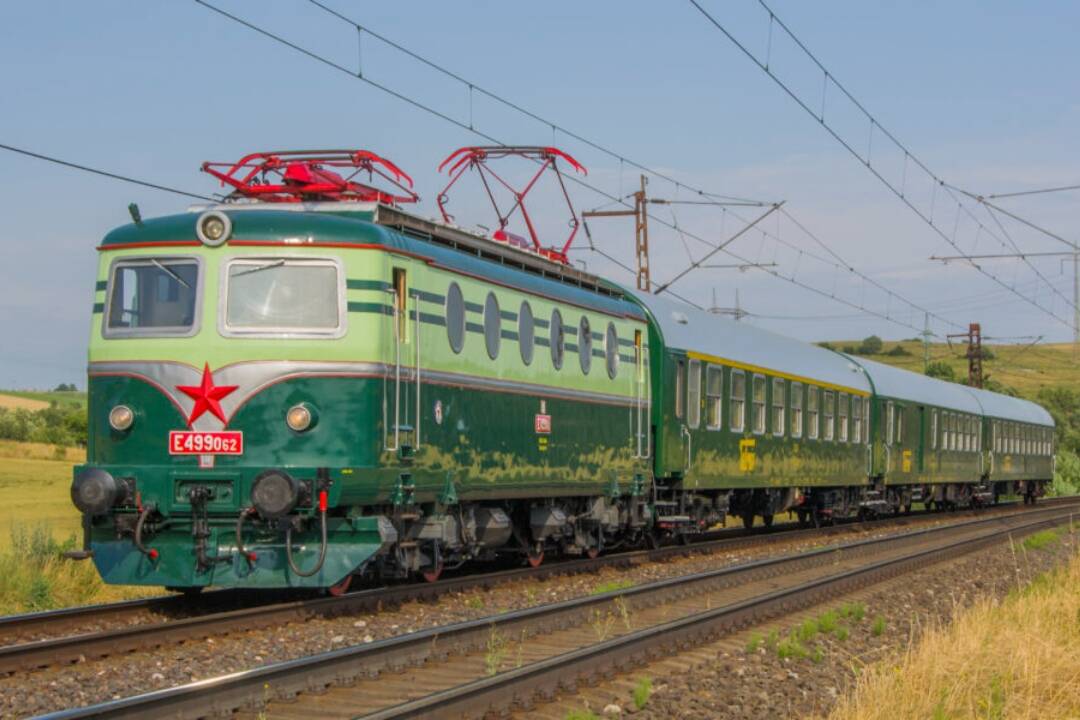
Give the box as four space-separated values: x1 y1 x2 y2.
34 501 1079 720
2 497 1069 673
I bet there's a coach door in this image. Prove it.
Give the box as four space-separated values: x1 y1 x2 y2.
917 406 926 473
633 330 651 459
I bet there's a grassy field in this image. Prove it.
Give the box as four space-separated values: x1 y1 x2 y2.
827 340 1080 396
0 390 86 410
0 446 85 551
828 534 1080 720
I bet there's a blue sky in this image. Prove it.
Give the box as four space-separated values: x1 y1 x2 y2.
1 1 1078 388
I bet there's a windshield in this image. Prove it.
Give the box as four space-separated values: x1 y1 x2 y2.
105 258 199 335
224 258 341 334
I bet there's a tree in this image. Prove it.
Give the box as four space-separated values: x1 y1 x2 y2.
885 344 911 356
858 335 884 355
925 361 957 382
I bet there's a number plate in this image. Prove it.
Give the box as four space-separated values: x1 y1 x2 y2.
169 430 244 456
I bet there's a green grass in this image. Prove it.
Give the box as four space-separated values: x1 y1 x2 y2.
590 578 633 595
840 601 867 622
1021 530 1060 551
0 455 83 552
871 615 887 637
564 710 599 720
632 677 652 710
746 631 764 653
0 390 86 409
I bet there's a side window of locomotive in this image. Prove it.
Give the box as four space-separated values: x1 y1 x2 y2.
550 309 564 370
518 301 534 365
605 322 619 379
790 382 803 438
578 316 592 375
729 370 746 432
771 378 785 437
687 359 701 429
674 359 686 420
105 258 200 336
823 391 835 441
751 374 766 435
483 292 501 360
807 386 819 440
446 282 466 354
705 365 723 430
224 258 341 335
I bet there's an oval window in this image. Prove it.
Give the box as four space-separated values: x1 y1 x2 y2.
605 322 619 379
550 309 564 370
579 316 592 375
519 301 535 365
484 291 501 360
446 282 465 354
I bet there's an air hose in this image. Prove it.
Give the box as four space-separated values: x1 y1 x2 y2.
133 505 159 561
285 490 328 577
235 507 258 564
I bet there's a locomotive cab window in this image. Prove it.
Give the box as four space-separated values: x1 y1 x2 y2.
222 257 343 336
105 257 201 337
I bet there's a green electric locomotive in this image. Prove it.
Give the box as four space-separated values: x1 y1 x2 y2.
70 148 1055 591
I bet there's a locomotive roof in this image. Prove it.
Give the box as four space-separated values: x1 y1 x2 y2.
961 385 1055 426
631 291 873 395
844 355 983 414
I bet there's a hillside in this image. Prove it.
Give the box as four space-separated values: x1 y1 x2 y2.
0 391 86 411
823 340 1079 397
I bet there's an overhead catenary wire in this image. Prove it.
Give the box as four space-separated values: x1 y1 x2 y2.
0 142 215 201
686 0 1076 332
194 0 946 337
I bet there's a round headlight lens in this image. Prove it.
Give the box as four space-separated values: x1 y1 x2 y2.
109 405 135 432
195 210 232 247
251 470 299 519
286 403 316 432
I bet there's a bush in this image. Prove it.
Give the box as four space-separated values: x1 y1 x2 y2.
886 344 911 356
858 335 884 355
925 362 957 382
0 405 86 448
1051 451 1080 496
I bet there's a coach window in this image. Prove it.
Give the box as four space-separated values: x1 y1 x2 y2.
771 378 785 437
706 365 723 430
579 316 592 375
675 359 686 420
992 421 999 453
838 393 850 442
688 359 702 429
752 374 767 435
931 410 939 450
550 309 564 370
896 405 905 445
605 322 619 379
823 391 835 441
886 401 895 445
791 382 803 438
807 386 820 440
446 282 466 353
483 292 501 360
730 370 746 432
852 394 862 443
862 398 870 443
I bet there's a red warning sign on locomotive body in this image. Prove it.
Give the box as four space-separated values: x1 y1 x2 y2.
534 414 552 434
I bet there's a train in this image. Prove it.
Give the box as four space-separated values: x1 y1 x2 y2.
69 148 1056 592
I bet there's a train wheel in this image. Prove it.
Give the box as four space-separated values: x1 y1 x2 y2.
328 574 353 596
762 514 774 529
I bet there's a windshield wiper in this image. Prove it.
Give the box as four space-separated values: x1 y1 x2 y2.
151 259 191 289
232 260 285 277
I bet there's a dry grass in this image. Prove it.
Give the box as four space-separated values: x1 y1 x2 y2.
0 440 85 463
0 393 49 411
827 539 1080 720
828 340 1080 394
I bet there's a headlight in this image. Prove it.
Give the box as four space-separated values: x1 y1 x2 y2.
251 470 299 519
71 468 119 516
195 210 232 247
285 403 317 432
109 405 135 432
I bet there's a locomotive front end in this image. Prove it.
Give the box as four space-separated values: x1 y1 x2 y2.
74 207 397 590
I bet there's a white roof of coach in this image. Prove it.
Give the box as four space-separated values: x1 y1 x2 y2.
962 385 1055 426
631 291 872 394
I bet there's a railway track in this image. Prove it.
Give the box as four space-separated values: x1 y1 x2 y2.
35 499 1079 720
1 498 1064 672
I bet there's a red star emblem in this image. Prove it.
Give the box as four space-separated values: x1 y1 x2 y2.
177 363 238 427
